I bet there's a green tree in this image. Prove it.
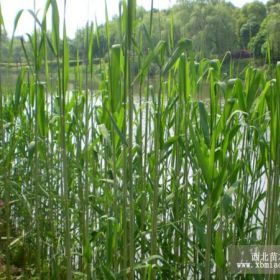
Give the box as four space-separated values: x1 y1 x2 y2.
249 3 280 60
265 4 280 60
186 3 238 57
0 29 9 62
239 1 266 48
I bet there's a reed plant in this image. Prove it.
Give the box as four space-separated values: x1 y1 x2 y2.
0 0 279 279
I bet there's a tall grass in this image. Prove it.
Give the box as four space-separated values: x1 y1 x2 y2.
0 4 11 280
0 0 280 279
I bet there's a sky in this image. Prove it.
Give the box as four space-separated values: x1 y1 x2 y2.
1 0 266 39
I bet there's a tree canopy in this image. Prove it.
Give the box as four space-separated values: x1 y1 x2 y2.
3 0 280 64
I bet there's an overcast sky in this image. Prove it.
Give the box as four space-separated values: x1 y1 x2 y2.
1 0 266 39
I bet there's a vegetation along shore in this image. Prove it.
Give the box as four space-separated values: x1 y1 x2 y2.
0 0 280 279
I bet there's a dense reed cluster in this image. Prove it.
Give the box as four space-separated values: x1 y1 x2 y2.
0 0 280 279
